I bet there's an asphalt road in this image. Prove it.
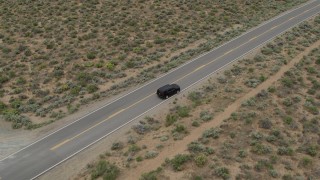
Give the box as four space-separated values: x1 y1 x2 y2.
1 1 319 179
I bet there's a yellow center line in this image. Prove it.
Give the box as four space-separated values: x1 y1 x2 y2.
250 36 257 41
50 95 154 150
224 49 232 55
50 139 71 151
126 93 154 109
109 109 125 118
193 64 206 72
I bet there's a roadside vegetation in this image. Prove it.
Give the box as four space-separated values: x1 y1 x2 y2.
0 0 308 129
76 15 320 179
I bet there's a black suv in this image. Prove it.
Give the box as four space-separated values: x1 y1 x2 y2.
157 84 180 99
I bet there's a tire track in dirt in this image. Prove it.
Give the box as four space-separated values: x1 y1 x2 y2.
122 40 320 179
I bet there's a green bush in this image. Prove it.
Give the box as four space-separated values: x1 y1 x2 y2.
251 143 272 155
165 114 177 127
170 154 191 171
111 141 123 150
299 157 312 167
202 128 221 139
283 116 293 125
106 61 115 71
277 146 294 156
199 111 213 121
176 106 190 117
188 91 202 106
91 160 120 180
172 124 187 134
214 167 230 180
145 150 159 159
187 142 206 154
0 74 9 85
86 84 99 93
140 167 162 180
128 144 141 153
0 101 7 112
194 153 207 167
305 145 318 157
238 150 247 158
87 52 96 59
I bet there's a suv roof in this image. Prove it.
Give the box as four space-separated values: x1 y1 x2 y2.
157 84 179 93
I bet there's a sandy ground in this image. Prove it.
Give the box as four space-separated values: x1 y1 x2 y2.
0 121 35 160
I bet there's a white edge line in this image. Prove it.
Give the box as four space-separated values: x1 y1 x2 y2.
0 0 316 162
30 9 320 180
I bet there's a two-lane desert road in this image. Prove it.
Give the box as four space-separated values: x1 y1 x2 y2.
1 1 319 179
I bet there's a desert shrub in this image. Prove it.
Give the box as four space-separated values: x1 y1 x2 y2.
111 141 124 151
277 146 294 156
86 84 99 93
299 157 312 167
305 145 318 157
192 121 200 127
214 167 230 180
259 118 272 129
241 97 256 107
308 88 317 96
238 150 247 158
194 153 207 167
303 118 320 134
217 76 227 84
16 77 26 85
145 150 159 159
136 156 143 162
176 106 190 117
0 101 7 112
160 135 169 142
202 128 221 139
105 62 115 71
283 116 293 125
127 144 141 154
281 77 294 88
269 169 279 178
3 110 31 129
254 159 273 172
200 111 213 121
140 167 162 180
91 160 120 180
67 104 78 113
172 124 188 134
170 154 191 171
282 174 293 180
268 86 276 93
132 123 151 134
0 74 9 85
282 98 293 107
245 78 261 88
70 86 81 96
303 101 319 115
251 143 272 155
187 142 206 154
165 114 178 127
188 91 202 106
87 52 96 59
